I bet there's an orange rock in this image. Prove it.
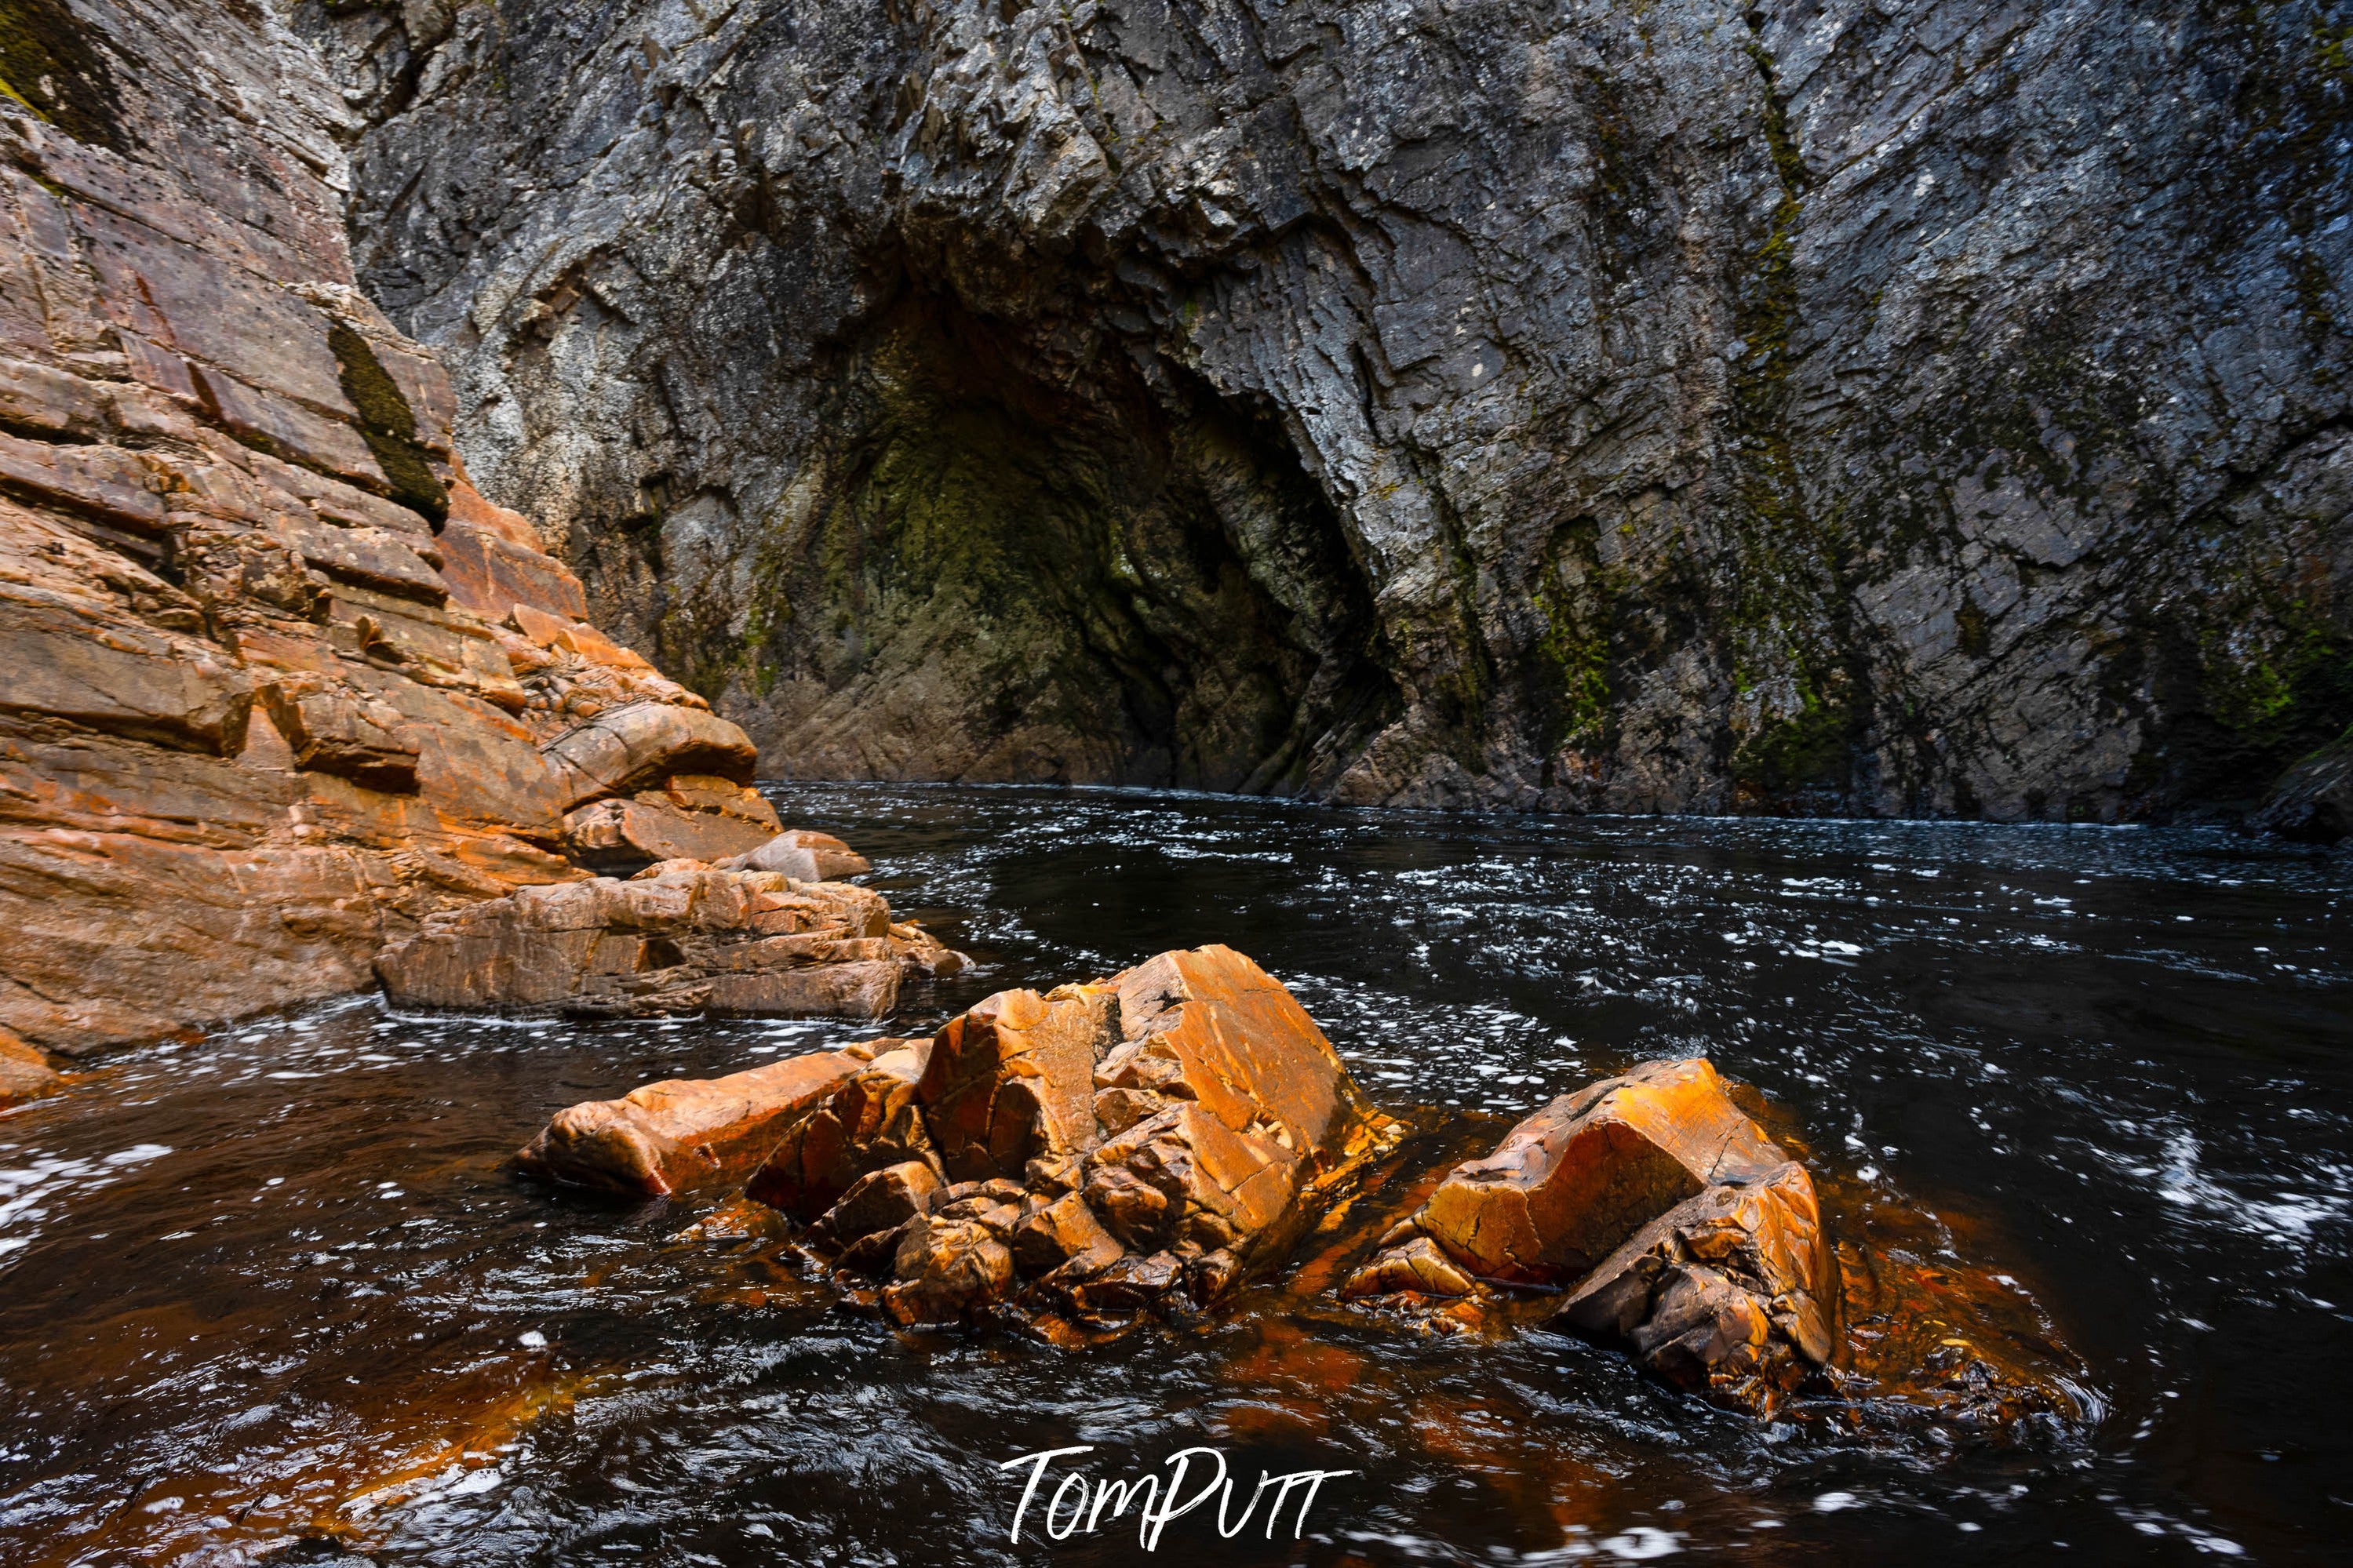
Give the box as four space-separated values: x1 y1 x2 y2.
1338 1235 1477 1299
1557 1159 1838 1415
260 683 420 793
540 700 759 807
0 1025 62 1105
1410 1058 1785 1285
1102 945 1375 1170
374 866 963 1018
1344 1059 1840 1415
735 945 1388 1323
436 520 590 621
1010 1191 1126 1279
0 11 749 1057
1084 1101 1300 1254
445 477 545 550
747 1042 941 1217
561 795 778 869
724 827 869 879
513 1048 861 1196
919 984 1118 1181
817 1159 945 1245
883 1215 1016 1326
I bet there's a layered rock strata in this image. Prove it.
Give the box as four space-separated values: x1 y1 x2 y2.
315 0 2351 824
0 0 787 1053
377 863 964 1019
1345 1059 1838 1415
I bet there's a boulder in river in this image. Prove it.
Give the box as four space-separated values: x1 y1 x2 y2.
375 864 964 1017
515 1046 864 1195
2248 739 2353 843
727 945 1394 1326
1344 1058 1837 1416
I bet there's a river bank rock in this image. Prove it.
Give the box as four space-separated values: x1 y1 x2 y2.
0 2 791 1056
515 1047 863 1195
374 865 965 1018
718 829 872 881
0 1026 62 1106
1343 1059 1837 1416
2248 740 2353 844
730 946 1393 1326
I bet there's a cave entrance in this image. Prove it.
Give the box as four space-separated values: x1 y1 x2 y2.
745 293 1397 793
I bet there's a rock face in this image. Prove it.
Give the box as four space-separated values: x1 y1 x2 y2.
2248 740 2353 844
741 944 1393 1325
376 864 964 1018
0 0 781 1053
515 1046 863 1195
310 0 2351 824
0 1026 62 1106
1346 1059 1837 1415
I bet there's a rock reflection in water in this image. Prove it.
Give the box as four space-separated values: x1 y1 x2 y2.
0 784 2345 1564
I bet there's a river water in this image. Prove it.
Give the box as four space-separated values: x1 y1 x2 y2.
2 785 2348 1565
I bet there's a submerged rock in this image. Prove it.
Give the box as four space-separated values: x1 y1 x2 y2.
1345 1059 1836 1416
375 864 964 1017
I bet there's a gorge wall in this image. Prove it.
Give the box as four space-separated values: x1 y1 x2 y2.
0 0 767 1057
304 0 2353 820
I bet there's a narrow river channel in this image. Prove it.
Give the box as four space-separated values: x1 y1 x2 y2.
2 786 2345 1564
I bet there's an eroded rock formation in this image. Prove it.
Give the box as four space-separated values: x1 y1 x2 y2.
0 0 792 1056
308 0 2352 824
0 1024 61 1106
1345 1059 1838 1416
377 862 963 1017
515 1044 864 1196
525 944 1398 1327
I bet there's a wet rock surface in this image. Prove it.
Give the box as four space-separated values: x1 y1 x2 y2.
377 864 965 1019
1346 1058 1838 1414
0 1024 61 1106
0 0 773 1054
2248 740 2353 844
730 946 1396 1326
515 1047 861 1197
314 0 2351 826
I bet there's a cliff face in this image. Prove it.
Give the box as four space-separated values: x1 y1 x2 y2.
0 0 761 1056
309 0 2353 820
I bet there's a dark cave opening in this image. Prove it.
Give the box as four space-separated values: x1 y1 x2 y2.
720 291 1401 793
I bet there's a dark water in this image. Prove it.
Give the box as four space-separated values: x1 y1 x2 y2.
3 786 2349 1566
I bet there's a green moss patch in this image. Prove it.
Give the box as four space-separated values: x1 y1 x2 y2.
329 320 449 526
